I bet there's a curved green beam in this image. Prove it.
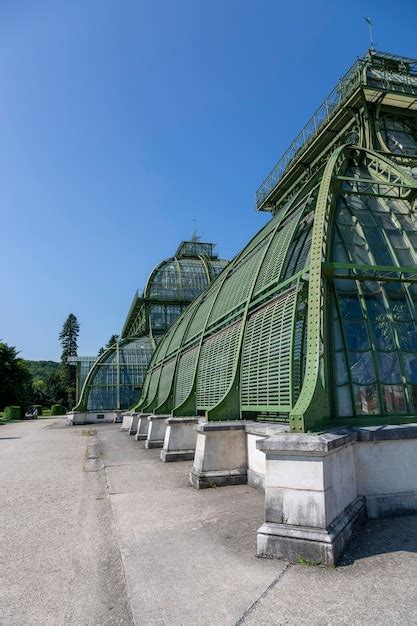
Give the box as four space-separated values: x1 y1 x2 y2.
289 143 417 432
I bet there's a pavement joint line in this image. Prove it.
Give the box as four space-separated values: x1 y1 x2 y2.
234 562 292 625
99 432 138 626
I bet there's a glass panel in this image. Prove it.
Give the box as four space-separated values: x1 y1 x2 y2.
353 384 379 415
349 351 375 385
336 352 348 384
403 355 417 383
338 294 362 320
337 385 352 417
397 323 417 351
371 319 395 351
376 352 402 384
381 384 406 414
344 321 369 351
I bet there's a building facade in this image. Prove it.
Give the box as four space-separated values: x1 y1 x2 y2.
73 240 228 413
135 50 417 432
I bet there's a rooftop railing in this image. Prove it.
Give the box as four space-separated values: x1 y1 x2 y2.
256 50 417 209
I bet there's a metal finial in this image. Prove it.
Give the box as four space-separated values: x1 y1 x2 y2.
365 17 375 51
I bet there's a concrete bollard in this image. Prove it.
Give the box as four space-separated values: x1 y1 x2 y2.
145 415 170 449
160 417 199 462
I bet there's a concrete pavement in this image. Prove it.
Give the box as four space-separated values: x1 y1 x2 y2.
1 419 417 625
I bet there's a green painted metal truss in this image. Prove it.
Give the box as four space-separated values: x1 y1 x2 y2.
135 50 417 432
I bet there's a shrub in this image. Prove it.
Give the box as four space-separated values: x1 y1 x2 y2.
50 404 66 416
4 406 21 420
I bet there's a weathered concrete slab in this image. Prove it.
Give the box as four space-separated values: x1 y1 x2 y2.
0 419 133 625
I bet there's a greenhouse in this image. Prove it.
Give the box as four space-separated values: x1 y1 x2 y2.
72 240 228 414
135 50 417 432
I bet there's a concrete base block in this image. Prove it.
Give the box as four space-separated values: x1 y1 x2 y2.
257 497 366 566
129 413 140 436
190 468 247 489
67 411 119 425
145 415 169 449
247 468 265 491
366 491 417 519
120 413 134 432
190 421 249 490
134 414 151 440
161 417 199 463
161 449 196 462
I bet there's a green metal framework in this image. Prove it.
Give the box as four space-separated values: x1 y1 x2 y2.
73 240 228 412
135 50 417 432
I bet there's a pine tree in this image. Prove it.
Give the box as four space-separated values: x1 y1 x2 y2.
106 334 119 348
59 314 80 409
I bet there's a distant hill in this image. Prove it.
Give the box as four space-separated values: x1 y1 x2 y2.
25 360 60 382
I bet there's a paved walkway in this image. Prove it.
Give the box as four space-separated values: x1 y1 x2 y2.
1 419 417 625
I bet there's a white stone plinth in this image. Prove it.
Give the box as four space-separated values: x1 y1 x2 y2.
120 413 134 432
129 413 140 435
190 421 249 489
134 413 151 441
67 410 120 425
256 432 365 566
145 415 170 449
160 417 199 462
245 423 288 491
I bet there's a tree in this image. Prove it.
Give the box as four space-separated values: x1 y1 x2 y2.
106 334 119 348
59 314 80 409
0 342 33 411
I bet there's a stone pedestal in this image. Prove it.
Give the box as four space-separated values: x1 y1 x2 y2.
134 413 151 441
145 415 170 449
245 423 288 491
67 410 120 425
160 417 199 462
256 432 366 566
120 413 134 432
190 421 248 489
129 413 140 436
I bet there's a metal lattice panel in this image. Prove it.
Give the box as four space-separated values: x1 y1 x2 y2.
208 247 266 325
196 321 242 410
174 347 199 406
143 366 161 407
241 288 297 411
165 305 196 355
156 358 176 406
254 210 302 294
185 288 219 341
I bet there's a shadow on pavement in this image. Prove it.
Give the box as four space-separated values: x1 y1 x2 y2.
339 514 417 566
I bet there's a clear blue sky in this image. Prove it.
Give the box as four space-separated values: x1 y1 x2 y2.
1 0 417 360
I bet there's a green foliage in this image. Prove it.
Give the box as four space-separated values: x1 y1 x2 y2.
25 360 59 382
106 334 119 348
4 406 22 420
44 371 67 407
50 404 66 416
0 342 33 411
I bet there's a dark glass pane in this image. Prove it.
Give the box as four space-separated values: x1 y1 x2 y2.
353 384 379 414
376 352 402 384
338 294 362 320
337 385 352 417
388 295 412 321
381 384 406 414
336 352 348 384
371 319 395 350
396 323 417 351
349 351 375 384
365 295 386 319
403 355 417 383
344 321 369 351
407 384 417 412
